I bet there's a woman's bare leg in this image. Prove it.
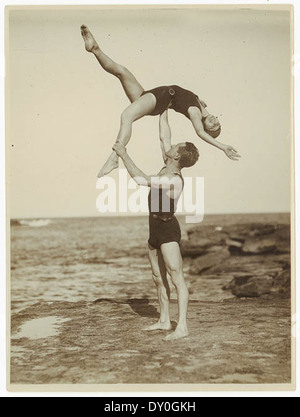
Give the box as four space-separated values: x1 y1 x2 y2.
143 245 172 331
81 25 144 103
81 25 156 176
98 92 156 177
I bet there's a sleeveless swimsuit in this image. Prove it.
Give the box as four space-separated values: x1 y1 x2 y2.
142 85 201 119
148 171 184 250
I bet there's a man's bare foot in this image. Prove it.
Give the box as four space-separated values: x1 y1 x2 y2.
81 25 99 53
143 321 172 332
164 327 189 341
97 154 119 178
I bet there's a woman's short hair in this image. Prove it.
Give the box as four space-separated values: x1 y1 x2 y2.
178 142 200 168
204 125 221 138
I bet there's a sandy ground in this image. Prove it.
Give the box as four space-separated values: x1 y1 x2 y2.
10 297 291 385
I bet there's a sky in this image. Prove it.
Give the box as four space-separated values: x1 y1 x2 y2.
7 5 292 218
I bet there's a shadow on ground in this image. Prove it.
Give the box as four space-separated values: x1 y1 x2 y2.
94 298 160 319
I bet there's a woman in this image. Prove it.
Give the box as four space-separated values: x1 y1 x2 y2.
80 25 240 177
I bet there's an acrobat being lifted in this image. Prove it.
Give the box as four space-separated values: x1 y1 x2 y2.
80 25 241 178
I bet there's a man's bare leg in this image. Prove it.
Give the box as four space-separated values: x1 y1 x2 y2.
143 245 172 331
160 242 189 341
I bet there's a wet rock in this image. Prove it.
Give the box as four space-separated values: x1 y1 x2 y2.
271 226 291 254
222 275 253 291
181 239 230 258
242 238 277 255
223 269 291 300
180 240 207 258
207 245 227 253
184 223 291 299
187 227 229 249
190 248 231 275
240 225 290 255
273 254 291 268
227 223 278 241
230 276 274 298
226 239 243 249
185 224 290 257
10 298 292 385
208 255 283 276
272 270 291 299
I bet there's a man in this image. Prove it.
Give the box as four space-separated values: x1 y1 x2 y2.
113 110 199 341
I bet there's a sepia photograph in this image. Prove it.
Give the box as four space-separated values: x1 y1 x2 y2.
6 4 294 391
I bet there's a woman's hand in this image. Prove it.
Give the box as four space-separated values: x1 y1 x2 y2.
222 145 241 161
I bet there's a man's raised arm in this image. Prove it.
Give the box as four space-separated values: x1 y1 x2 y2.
159 110 172 164
113 143 152 186
113 143 182 196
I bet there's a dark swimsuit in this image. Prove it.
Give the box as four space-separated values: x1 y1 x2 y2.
148 171 184 250
142 85 201 119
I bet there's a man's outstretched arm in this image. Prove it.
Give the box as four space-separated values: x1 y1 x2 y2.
113 143 182 195
113 143 152 186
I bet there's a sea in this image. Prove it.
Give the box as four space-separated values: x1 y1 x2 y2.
10 213 290 314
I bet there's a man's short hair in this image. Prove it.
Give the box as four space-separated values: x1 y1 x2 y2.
178 142 200 168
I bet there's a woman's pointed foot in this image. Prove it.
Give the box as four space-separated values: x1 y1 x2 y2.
81 24 99 53
97 158 119 178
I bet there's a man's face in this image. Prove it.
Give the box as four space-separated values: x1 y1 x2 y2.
166 143 186 159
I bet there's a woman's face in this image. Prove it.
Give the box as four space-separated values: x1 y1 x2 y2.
204 115 220 131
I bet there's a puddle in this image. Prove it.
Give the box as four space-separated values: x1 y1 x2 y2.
12 316 70 340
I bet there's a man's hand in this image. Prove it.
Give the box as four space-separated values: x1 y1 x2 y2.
222 145 241 161
113 142 127 158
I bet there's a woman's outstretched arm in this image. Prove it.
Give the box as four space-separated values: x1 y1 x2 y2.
188 107 241 161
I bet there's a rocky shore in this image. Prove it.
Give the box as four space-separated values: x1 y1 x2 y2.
11 298 291 386
182 222 291 299
10 220 292 387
